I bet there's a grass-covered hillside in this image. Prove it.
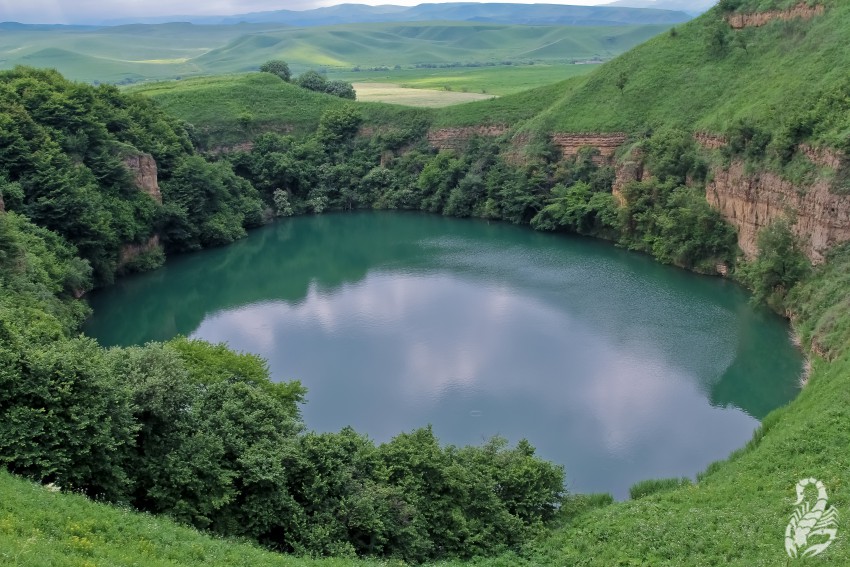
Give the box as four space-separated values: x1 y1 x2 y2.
509 0 849 151
0 21 671 85
129 74 433 148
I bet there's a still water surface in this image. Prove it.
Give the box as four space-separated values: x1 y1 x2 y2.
86 212 802 498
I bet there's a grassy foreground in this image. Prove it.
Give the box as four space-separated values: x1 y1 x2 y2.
0 471 394 567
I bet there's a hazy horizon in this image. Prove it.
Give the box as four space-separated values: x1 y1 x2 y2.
1 0 663 25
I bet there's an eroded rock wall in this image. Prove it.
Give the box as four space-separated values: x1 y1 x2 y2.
426 126 509 151
706 162 850 263
726 2 825 29
123 153 162 204
551 133 628 164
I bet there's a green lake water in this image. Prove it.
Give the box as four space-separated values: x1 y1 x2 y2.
85 212 803 498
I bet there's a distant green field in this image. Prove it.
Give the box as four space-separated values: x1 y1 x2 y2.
330 63 599 96
1 21 668 85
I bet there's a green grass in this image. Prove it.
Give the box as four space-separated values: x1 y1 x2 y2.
1 21 669 85
129 74 434 148
0 471 398 567
500 0 850 148
128 74 345 147
330 63 598 96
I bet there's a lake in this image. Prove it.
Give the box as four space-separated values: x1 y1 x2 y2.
85 212 802 499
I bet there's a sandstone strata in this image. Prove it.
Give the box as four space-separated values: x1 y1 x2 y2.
799 143 843 169
427 126 509 151
726 2 825 29
693 132 728 150
706 161 850 263
550 133 628 163
123 153 162 204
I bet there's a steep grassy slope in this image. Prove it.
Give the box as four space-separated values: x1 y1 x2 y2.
511 0 849 149
0 471 390 567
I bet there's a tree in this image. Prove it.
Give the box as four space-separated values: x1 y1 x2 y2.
325 80 357 100
316 107 363 149
741 218 811 308
296 70 329 93
259 60 291 82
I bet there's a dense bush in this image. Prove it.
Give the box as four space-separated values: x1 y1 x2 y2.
259 60 291 82
740 218 811 310
295 70 357 100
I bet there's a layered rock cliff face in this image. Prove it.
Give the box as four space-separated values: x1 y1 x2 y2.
694 132 850 262
707 162 850 263
426 126 509 151
726 2 825 29
123 153 162 204
551 133 628 163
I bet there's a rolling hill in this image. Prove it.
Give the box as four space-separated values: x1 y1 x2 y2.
0 21 673 84
95 3 693 27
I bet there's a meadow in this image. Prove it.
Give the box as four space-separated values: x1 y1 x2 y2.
331 63 598 96
1 21 666 85
351 83 493 107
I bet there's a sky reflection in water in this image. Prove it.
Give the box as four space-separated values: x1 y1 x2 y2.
86 212 802 498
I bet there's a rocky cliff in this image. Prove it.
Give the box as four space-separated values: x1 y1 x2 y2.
551 133 628 163
726 2 825 29
427 126 509 151
123 153 162 204
706 162 850 263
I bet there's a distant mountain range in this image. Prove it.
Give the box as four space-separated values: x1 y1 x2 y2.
94 3 693 27
604 0 717 16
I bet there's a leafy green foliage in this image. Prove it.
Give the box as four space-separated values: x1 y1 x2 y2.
160 155 264 251
0 67 262 282
260 60 292 82
740 218 811 309
297 71 357 100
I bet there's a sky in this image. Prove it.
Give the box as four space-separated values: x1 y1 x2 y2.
0 0 611 24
